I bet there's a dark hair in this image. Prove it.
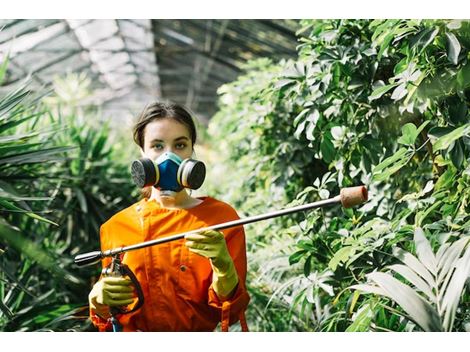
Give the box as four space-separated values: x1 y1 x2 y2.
133 102 197 149
132 102 198 199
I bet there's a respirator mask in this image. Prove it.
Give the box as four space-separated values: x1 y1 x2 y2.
131 151 206 196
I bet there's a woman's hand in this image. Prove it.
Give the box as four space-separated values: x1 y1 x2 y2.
89 277 135 318
185 230 239 299
184 230 232 271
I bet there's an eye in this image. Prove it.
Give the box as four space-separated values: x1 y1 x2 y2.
152 144 164 150
175 143 187 149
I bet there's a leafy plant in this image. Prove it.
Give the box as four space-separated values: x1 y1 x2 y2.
352 228 470 331
209 19 470 331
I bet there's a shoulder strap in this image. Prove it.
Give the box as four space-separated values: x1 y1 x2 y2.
220 301 249 332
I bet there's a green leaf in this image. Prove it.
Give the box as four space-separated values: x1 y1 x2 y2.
373 147 408 173
450 139 464 168
0 86 30 119
392 247 435 287
350 283 388 297
329 246 354 271
320 134 335 164
372 147 413 182
369 83 398 101
346 302 375 332
367 271 442 331
289 250 307 265
397 123 418 145
441 243 470 331
437 237 469 284
0 199 58 226
432 123 470 151
411 27 439 52
0 113 42 134
377 32 395 60
445 32 461 65
415 201 442 227
434 167 456 191
0 146 75 165
391 83 407 101
388 264 435 301
0 217 81 285
304 254 313 277
75 188 88 214
413 228 437 275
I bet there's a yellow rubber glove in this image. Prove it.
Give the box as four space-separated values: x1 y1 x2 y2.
185 230 239 300
89 276 135 319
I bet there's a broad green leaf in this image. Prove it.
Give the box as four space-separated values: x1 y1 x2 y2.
373 147 409 173
373 150 413 182
432 123 470 151
329 246 354 271
450 139 464 168
388 264 435 301
397 123 418 145
367 271 442 331
437 237 469 284
445 32 461 65
289 250 307 265
369 83 398 101
413 228 437 274
441 244 470 331
320 135 335 164
377 32 395 60
350 283 388 297
411 27 439 52
392 247 435 287
391 83 407 101
304 254 312 277
435 242 451 264
434 168 456 191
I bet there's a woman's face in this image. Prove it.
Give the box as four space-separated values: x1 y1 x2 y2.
141 118 193 161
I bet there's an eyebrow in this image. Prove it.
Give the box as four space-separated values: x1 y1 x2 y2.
150 136 190 143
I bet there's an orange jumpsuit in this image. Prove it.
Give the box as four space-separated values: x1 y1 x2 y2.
90 196 250 331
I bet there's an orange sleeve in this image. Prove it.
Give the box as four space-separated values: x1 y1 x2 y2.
207 223 250 329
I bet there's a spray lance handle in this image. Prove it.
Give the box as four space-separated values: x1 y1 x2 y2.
102 255 145 320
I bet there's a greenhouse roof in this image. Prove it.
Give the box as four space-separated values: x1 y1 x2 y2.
0 19 299 123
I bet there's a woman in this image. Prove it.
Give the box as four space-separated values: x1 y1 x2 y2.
88 102 250 332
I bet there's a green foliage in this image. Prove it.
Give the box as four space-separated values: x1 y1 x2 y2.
352 228 470 331
209 19 470 331
0 70 137 330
